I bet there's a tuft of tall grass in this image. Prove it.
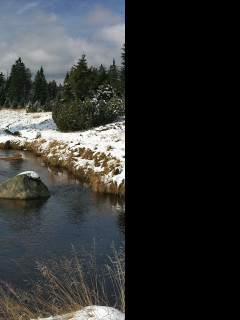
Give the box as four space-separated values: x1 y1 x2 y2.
0 242 125 320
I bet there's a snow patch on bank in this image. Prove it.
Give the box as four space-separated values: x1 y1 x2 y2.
0 109 125 194
31 306 125 320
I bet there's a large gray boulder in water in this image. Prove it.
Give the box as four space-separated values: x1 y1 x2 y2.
0 171 51 200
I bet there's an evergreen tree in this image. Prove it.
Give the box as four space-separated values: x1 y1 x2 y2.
0 72 6 107
96 64 108 87
57 83 63 99
47 80 58 101
121 43 125 76
8 58 32 107
108 59 120 94
61 71 74 101
120 43 125 95
52 51 125 132
88 66 99 94
70 54 91 101
32 66 48 106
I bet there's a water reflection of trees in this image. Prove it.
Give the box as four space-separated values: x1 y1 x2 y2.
0 198 47 231
116 211 125 235
93 192 125 207
9 158 24 171
92 193 125 234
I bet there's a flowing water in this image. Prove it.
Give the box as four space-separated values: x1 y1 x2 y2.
0 149 125 289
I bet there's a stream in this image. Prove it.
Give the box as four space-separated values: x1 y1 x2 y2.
0 149 125 291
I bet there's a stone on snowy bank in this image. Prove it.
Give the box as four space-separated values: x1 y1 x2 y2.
20 130 41 139
0 171 51 200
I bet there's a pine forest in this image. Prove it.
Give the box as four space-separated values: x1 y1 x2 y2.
0 44 125 132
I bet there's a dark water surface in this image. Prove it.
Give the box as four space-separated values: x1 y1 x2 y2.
0 150 125 288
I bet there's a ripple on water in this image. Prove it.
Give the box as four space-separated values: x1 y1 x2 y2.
0 149 125 288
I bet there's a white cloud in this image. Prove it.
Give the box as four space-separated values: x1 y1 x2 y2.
17 1 40 15
0 48 18 71
94 24 125 47
0 3 125 84
27 48 55 63
83 4 122 25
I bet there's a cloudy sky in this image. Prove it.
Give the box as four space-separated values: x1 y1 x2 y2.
0 0 125 84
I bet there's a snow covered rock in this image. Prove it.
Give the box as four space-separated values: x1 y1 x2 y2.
0 171 51 200
0 109 125 196
31 305 125 320
20 130 42 139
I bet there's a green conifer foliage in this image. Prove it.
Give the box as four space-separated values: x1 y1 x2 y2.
8 58 32 107
70 54 91 101
0 72 6 108
47 80 58 101
96 64 108 87
88 66 99 94
108 59 120 94
52 49 125 132
32 66 48 106
62 72 74 102
120 43 125 95
0 42 125 114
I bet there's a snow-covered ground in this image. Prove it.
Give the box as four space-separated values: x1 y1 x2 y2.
0 109 125 195
0 110 125 318
31 306 125 320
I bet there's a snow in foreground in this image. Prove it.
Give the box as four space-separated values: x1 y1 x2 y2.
31 306 125 320
0 109 125 194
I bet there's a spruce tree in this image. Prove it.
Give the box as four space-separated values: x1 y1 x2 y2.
71 54 91 101
120 43 125 95
52 52 125 131
96 64 108 87
108 59 120 94
62 71 74 101
88 66 99 94
8 58 32 107
32 66 48 106
47 80 58 101
0 72 6 107
121 43 125 76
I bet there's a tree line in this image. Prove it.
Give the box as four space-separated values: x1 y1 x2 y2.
52 44 125 131
0 43 125 117
0 59 59 111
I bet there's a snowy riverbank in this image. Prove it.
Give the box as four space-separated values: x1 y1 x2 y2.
0 109 125 196
30 306 125 320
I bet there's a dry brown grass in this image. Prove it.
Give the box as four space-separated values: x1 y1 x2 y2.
0 139 125 197
0 244 125 320
0 108 25 113
81 148 93 160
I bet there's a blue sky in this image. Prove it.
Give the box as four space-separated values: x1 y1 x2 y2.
0 0 125 83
